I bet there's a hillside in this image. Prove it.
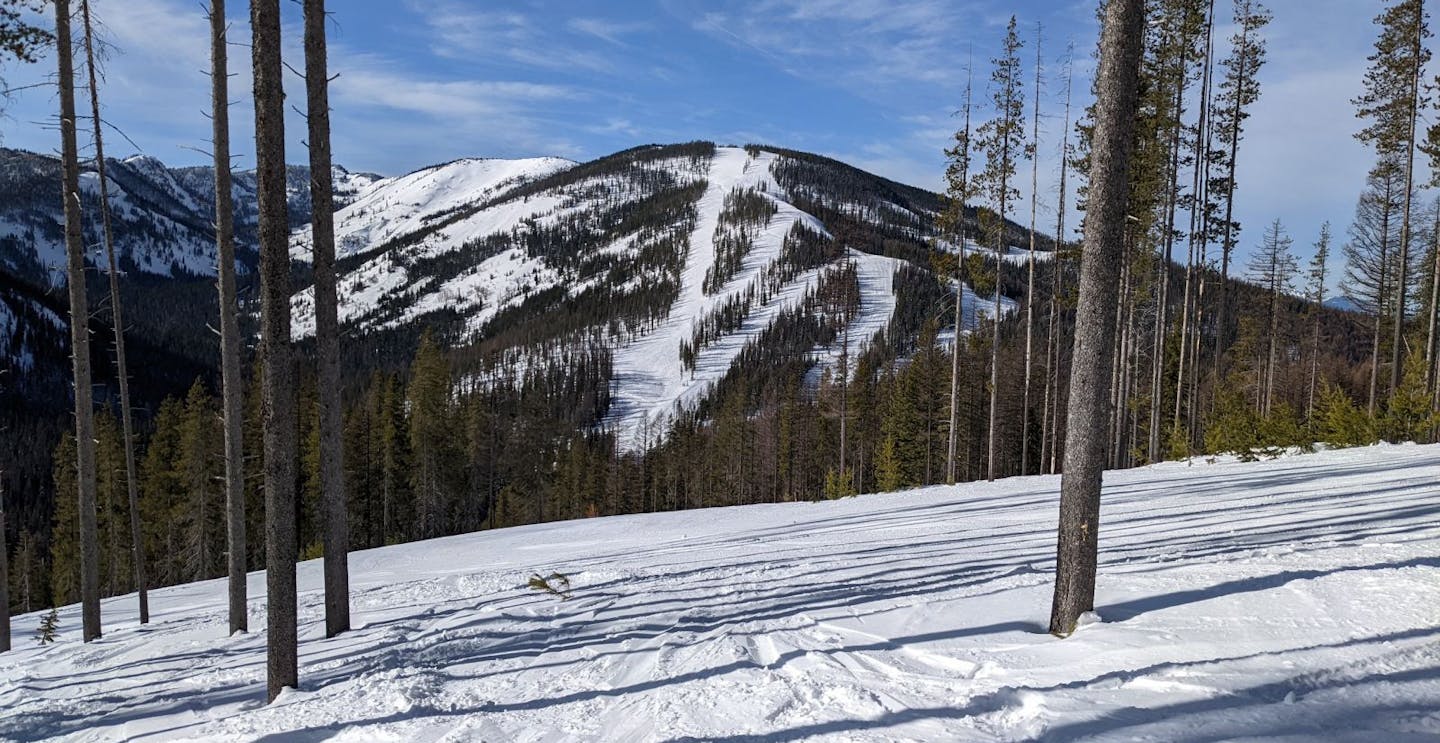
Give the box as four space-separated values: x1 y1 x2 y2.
2 443 1436 741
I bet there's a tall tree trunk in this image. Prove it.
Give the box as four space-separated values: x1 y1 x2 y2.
252 0 297 703
305 0 350 640
80 0 148 626
1174 0 1215 450
946 73 974 485
1370 193 1393 414
1426 203 1440 400
0 474 9 652
1212 2 1252 389
989 238 1003 481
1149 31 1189 463
55 0 102 644
1049 0 1145 638
1021 26 1043 477
210 0 247 637
1045 56 1075 476
1390 4 1424 400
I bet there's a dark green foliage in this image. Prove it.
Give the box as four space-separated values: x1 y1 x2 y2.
34 607 57 645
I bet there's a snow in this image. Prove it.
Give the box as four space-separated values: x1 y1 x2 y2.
4 443 1439 742
289 157 575 262
605 148 836 447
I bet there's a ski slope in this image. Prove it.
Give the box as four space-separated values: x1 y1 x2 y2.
3 444 1439 742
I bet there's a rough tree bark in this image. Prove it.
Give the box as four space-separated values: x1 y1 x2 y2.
1 474 9 652
80 0 148 626
1049 0 1146 638
55 0 102 644
210 0 247 636
252 0 298 702
305 0 350 639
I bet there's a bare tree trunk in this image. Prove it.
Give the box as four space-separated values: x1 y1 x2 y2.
947 75 974 485
79 0 148 626
252 0 297 703
1022 26 1043 477
55 0 102 644
989 244 1003 482
1426 202 1440 400
210 0 247 637
1174 0 1214 451
1390 3 1423 400
1049 0 1145 638
304 0 350 640
1045 57 1075 476
1 474 9 652
1149 36 1189 463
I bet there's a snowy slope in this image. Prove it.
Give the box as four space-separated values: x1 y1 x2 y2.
605 148 833 444
3 443 1438 742
288 156 575 261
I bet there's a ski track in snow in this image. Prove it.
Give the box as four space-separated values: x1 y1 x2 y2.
605 147 834 448
3 444 1440 742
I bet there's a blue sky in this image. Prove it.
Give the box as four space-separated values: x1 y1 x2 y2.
0 0 1386 284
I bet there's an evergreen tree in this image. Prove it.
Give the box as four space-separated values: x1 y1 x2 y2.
1051 0 1147 638
1209 0 1271 383
973 16 1031 481
1355 0 1430 398
35 607 58 645
208 0 248 638
251 0 298 703
1305 223 1332 418
1345 161 1408 412
1246 219 1297 415
408 332 455 539
53 0 101 643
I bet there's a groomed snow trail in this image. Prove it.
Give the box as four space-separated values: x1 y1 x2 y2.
3 444 1440 741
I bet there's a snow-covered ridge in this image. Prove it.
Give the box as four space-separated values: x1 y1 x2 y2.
288 156 576 262
3 443 1437 741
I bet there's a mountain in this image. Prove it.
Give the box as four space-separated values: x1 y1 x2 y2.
0 147 382 286
284 142 1037 446
1323 295 1365 314
5 442 1437 740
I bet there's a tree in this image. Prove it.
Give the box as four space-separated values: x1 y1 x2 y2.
408 332 454 540
1021 23 1044 476
208 0 247 638
0 0 50 71
1210 0 1271 382
78 0 148 627
304 0 349 640
1 472 9 652
35 607 58 645
252 0 298 703
941 59 976 485
1355 0 1429 399
1305 223 1332 418
1247 219 1297 415
1344 161 1407 412
973 16 1030 481
1049 0 1146 637
54 0 101 644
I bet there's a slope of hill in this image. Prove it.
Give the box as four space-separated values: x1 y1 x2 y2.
286 143 1024 446
2 443 1436 742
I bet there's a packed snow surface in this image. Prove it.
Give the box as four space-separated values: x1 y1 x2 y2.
5 445 1439 742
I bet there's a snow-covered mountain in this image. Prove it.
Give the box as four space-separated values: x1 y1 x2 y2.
1323 295 1365 314
0 147 382 286
3 443 1436 741
285 143 1031 446
0 142 1047 451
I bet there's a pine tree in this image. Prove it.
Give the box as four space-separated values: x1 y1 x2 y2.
1355 0 1430 399
1050 0 1147 638
252 0 298 703
1209 0 1271 383
54 0 101 644
1021 23 1044 476
408 332 454 539
1345 161 1407 412
78 0 148 626
1312 381 1377 448
0 472 9 652
973 16 1031 481
942 59 977 485
35 607 58 645
209 0 247 637
1247 219 1297 415
1305 223 1332 418
304 0 349 640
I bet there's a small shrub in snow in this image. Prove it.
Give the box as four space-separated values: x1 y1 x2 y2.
527 572 572 600
35 608 59 645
